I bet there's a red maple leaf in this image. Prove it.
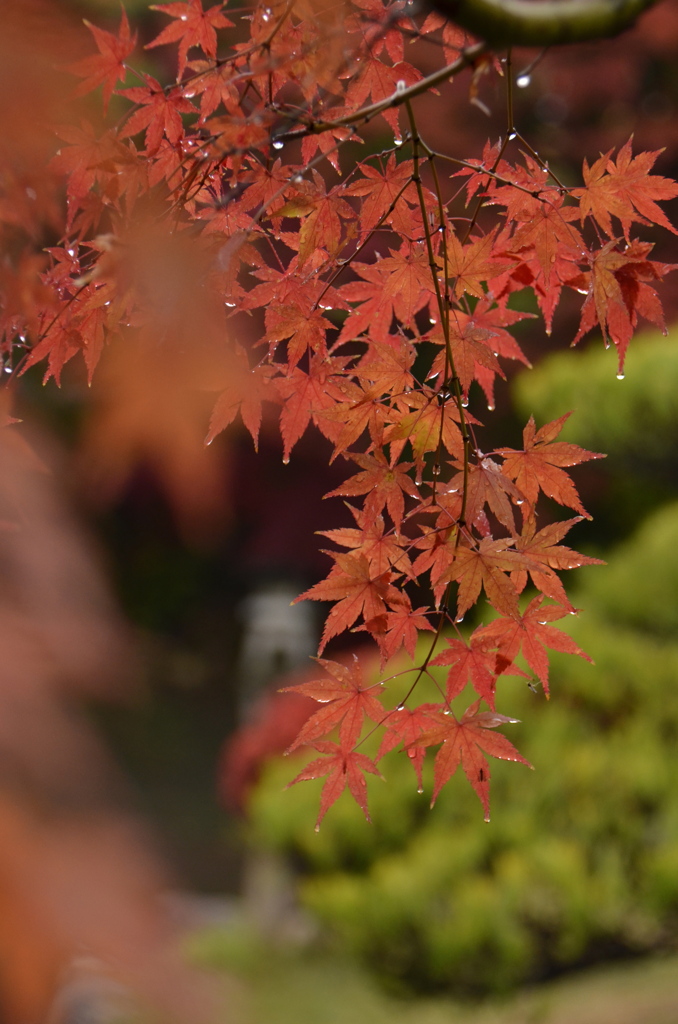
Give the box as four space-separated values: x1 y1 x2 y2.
325 449 420 530
146 0 234 79
275 355 348 461
443 537 534 621
376 703 440 791
283 656 385 752
445 228 514 300
343 57 422 137
119 75 196 154
419 700 531 820
67 9 136 113
345 155 419 237
287 740 382 829
295 552 404 651
319 508 414 578
496 414 604 519
573 137 678 241
430 630 526 707
572 239 676 372
474 596 593 695
512 516 605 608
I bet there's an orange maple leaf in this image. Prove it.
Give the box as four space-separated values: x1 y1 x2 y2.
67 9 136 113
573 137 678 242
287 740 382 829
282 656 385 752
474 595 593 696
419 700 531 820
496 413 604 519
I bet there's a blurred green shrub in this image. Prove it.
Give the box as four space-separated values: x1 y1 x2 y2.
248 331 678 995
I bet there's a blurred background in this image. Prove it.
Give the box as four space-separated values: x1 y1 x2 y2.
5 0 678 1021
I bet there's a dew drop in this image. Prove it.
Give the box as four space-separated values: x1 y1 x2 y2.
314 824 320 833
293 174 303 183
67 248 75 257
180 12 188 19
508 131 517 140
394 137 403 147
455 614 464 624
432 463 441 476
516 74 531 88
616 372 625 380
272 139 284 150
3 366 11 374
429 317 437 325
417 785 424 794
461 397 469 408
282 455 290 464
224 300 236 307
487 402 495 411
515 498 524 505
396 79 406 93
262 8 271 19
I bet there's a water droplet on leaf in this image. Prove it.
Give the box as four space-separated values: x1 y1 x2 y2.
272 139 284 150
516 74 531 88
616 372 625 380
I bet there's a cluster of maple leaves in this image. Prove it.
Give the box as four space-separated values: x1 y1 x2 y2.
3 0 678 828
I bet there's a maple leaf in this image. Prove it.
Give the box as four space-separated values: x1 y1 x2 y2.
146 0 234 79
275 356 348 461
443 537 534 621
376 703 440 791
319 507 414 578
474 596 593 696
445 228 514 300
283 656 385 752
374 603 435 665
345 156 419 237
67 9 136 113
418 700 531 820
430 631 526 707
295 552 404 652
264 303 330 367
277 179 354 268
343 57 422 137
119 75 196 154
447 456 524 533
385 390 466 466
497 414 605 519
338 243 434 345
205 351 277 449
573 138 678 242
512 516 605 609
325 449 420 529
572 239 677 373
287 740 382 829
